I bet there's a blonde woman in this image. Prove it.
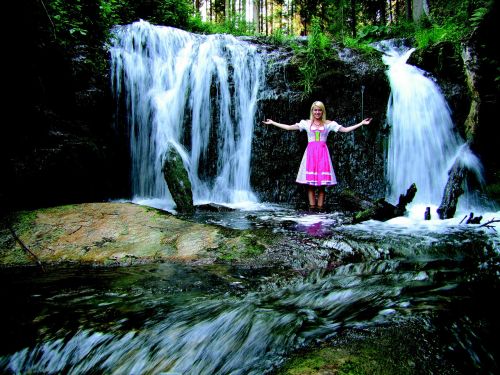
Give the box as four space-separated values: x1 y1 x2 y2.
263 101 372 210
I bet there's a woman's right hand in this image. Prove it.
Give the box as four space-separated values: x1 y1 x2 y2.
262 119 274 125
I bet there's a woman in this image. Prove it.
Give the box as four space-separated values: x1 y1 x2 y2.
262 101 372 210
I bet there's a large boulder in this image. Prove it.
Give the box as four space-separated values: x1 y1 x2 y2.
0 202 267 266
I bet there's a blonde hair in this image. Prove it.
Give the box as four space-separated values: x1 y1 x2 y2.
309 101 327 123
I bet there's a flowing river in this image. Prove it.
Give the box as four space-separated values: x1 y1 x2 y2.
1 207 499 374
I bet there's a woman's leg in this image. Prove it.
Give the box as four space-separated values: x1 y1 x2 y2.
317 186 326 208
307 186 316 208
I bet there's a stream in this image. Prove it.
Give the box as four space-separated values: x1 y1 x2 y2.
1 206 499 374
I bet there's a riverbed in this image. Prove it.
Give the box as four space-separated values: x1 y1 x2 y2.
1 204 499 374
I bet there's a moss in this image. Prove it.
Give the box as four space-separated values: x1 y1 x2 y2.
9 211 37 234
277 344 411 375
207 228 273 263
353 209 372 223
275 317 456 375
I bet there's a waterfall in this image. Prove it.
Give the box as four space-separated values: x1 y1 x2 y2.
378 41 484 213
110 20 263 210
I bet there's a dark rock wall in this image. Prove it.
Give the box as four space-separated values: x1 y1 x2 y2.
251 45 390 205
3 2 130 213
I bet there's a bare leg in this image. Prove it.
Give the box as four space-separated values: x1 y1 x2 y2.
307 186 316 208
317 186 325 208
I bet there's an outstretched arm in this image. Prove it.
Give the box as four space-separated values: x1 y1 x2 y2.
338 118 373 133
262 119 300 131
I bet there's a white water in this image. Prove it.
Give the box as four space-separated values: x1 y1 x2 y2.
110 20 263 210
0 260 475 374
381 42 485 216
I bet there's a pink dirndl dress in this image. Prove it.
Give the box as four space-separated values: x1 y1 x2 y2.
296 120 341 186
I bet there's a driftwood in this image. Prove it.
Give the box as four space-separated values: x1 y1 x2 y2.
478 218 499 231
458 213 498 231
465 212 483 224
350 183 417 224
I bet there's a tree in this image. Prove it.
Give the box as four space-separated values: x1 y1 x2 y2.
253 0 260 32
350 0 356 37
412 0 429 22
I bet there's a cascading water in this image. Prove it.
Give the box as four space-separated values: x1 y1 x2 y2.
379 41 485 215
110 20 263 210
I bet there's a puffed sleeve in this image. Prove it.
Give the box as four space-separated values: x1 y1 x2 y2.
327 121 342 132
297 120 309 131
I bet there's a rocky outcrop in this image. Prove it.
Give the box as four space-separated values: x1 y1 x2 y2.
0 203 267 266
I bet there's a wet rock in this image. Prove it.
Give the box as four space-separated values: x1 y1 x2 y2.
0 203 226 266
196 203 235 212
437 161 467 219
162 147 194 213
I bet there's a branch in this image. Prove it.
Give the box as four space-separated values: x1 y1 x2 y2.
477 218 500 231
9 226 45 271
38 0 57 40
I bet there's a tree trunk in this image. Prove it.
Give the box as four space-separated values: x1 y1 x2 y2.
389 0 393 23
412 0 428 22
406 0 412 21
462 43 481 143
253 0 260 33
350 0 357 38
265 0 268 35
225 0 230 21
380 0 386 24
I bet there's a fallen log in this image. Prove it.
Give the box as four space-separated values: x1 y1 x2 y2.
350 183 417 224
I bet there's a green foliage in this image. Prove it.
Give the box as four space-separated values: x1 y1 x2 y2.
47 0 88 45
296 17 331 95
45 0 195 47
427 0 492 38
270 27 286 45
188 14 256 36
152 0 193 28
413 22 462 49
469 5 489 29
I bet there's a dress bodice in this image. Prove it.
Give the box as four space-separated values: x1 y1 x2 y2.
297 120 341 142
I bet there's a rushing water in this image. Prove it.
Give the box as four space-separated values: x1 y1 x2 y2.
0 215 498 374
110 20 263 210
379 41 485 214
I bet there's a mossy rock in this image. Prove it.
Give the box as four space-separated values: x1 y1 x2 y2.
162 146 194 213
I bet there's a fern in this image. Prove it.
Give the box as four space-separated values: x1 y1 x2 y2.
470 6 488 29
